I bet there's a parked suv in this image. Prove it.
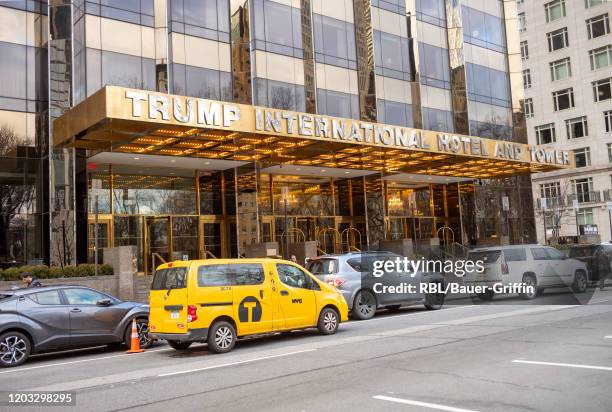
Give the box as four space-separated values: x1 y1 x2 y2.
0 286 150 367
306 252 446 320
464 245 588 300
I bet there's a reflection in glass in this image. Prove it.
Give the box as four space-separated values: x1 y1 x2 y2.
317 89 360 119
254 78 305 111
252 0 303 58
419 43 450 89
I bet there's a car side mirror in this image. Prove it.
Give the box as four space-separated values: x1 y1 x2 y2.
97 298 112 307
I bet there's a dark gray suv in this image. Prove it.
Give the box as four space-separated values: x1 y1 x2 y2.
0 286 150 367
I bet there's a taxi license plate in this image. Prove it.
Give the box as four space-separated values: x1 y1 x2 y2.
170 311 179 319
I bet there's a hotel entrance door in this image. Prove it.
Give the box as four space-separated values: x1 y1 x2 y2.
145 217 170 274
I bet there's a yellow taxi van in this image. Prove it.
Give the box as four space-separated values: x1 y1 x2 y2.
148 259 349 353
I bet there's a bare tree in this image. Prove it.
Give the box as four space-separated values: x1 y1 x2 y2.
0 125 35 263
539 180 576 242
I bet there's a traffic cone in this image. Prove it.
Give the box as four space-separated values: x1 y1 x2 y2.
126 318 145 354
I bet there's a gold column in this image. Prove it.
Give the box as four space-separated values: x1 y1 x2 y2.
445 0 470 135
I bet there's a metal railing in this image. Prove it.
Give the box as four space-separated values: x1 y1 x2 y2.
567 191 601 204
536 197 566 209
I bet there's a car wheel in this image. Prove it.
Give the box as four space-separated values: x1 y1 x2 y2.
386 305 402 312
317 308 339 335
167 340 192 350
352 290 377 320
476 289 495 301
207 321 236 354
572 271 588 293
536 288 545 296
0 331 31 368
425 284 445 310
124 318 153 349
520 274 537 300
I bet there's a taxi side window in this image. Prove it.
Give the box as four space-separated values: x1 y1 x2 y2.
198 265 231 286
277 264 311 289
230 264 264 285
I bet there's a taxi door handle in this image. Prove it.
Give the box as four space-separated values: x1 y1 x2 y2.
260 290 264 299
70 308 82 313
280 290 289 296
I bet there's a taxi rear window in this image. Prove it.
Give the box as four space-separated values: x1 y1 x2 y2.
152 267 187 290
198 263 264 287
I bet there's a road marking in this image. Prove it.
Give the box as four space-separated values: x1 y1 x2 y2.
513 360 612 372
605 336 612 339
356 305 473 324
373 395 480 412
0 347 172 375
158 349 316 377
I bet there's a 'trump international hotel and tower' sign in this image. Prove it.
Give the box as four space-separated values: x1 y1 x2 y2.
54 87 573 172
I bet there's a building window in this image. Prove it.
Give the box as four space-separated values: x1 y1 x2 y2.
547 27 569 51
372 0 406 15
419 43 451 89
607 143 612 161
553 88 575 111
550 58 572 81
252 0 303 58
169 0 231 42
574 147 592 167
377 99 414 127
522 69 532 88
589 45 612 70
536 123 556 144
374 30 411 81
253 78 305 111
587 14 610 39
522 98 534 118
520 41 529 60
545 0 566 23
605 110 612 132
585 0 606 8
540 181 561 199
573 177 594 203
518 12 526 32
593 78 612 102
317 89 360 120
577 209 595 225
415 0 446 27
517 0 524 4
566 116 588 139
313 14 357 70
461 6 507 53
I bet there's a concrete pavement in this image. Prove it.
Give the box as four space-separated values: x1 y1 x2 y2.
2 290 612 411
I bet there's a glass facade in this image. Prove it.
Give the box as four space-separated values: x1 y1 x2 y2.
0 0 536 269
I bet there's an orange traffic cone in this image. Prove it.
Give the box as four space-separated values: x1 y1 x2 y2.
126 319 145 354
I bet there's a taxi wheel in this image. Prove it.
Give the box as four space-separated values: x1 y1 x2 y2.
317 308 339 335
0 331 31 368
572 271 588 293
207 321 236 354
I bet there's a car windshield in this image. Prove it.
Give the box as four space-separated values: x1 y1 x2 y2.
568 247 597 258
151 267 187 290
468 250 502 264
307 259 338 275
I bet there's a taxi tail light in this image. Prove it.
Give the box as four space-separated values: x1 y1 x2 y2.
187 305 198 322
500 253 509 275
327 277 345 288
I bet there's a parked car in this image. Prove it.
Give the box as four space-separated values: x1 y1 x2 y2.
148 259 348 353
464 245 588 300
0 286 151 368
306 252 446 320
568 244 612 283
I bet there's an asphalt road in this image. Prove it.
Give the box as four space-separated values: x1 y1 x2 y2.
2 289 612 412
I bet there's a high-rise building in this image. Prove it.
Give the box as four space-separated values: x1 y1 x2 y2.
519 0 612 243
0 0 569 271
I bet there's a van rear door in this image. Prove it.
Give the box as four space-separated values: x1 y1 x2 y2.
150 265 189 334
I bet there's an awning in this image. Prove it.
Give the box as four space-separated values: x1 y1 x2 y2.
53 86 573 179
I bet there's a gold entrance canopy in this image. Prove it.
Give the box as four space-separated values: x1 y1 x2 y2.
54 86 573 179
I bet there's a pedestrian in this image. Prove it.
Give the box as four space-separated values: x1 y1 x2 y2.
21 272 42 288
290 255 298 264
595 248 611 291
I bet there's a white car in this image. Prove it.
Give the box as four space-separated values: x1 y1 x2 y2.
464 245 588 300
